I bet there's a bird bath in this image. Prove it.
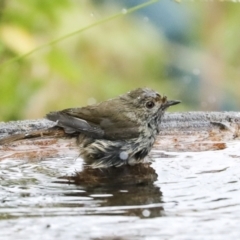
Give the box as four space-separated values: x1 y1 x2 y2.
0 112 240 239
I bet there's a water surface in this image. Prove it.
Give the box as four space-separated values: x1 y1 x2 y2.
0 141 240 239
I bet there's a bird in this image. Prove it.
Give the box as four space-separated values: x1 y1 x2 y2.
45 88 180 168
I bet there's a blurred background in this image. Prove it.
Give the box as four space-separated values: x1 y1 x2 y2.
0 0 239 121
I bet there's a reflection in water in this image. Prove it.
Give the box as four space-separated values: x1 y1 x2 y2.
55 163 164 218
66 162 158 186
1 142 240 239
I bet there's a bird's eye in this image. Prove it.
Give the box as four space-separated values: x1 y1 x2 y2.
146 101 155 109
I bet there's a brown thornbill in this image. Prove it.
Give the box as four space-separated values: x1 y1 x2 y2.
0 88 180 168
47 88 180 167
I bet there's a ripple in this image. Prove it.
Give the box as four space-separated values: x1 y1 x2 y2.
0 142 240 239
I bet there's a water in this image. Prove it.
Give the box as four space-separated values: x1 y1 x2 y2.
0 141 240 239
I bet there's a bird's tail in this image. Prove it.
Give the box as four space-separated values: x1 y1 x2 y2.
0 127 65 145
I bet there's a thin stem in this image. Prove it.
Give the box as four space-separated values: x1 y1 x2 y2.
0 0 159 68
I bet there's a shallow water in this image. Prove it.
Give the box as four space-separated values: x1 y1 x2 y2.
0 141 240 239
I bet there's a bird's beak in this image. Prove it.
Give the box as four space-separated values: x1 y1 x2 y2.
162 100 181 109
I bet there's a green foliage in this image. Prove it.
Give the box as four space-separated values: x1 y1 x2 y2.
2 0 70 30
0 0 172 121
0 1 239 121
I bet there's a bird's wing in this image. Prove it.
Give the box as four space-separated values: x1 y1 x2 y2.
46 100 140 140
46 111 105 138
